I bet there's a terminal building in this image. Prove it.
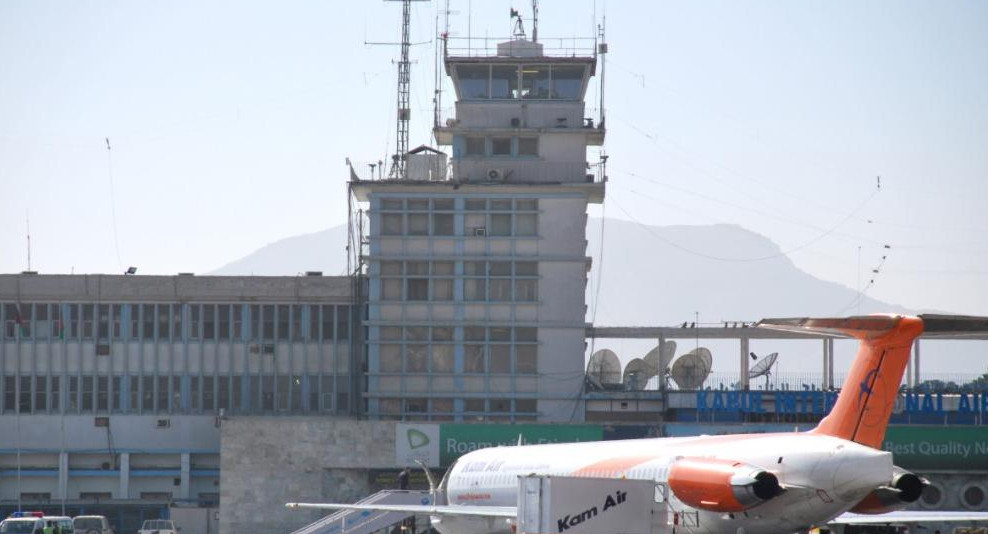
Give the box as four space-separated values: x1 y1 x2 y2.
2 18 987 534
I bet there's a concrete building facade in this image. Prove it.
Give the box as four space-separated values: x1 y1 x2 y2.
355 36 606 423
0 273 355 531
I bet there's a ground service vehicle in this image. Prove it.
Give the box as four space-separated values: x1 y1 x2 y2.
71 516 113 534
138 520 179 534
0 513 45 534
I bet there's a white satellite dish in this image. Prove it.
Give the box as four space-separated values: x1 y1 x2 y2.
643 340 676 388
670 347 713 390
749 352 779 389
587 349 622 390
623 358 649 391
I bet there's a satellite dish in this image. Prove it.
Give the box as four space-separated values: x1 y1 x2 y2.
748 352 779 389
643 341 676 376
670 347 713 390
587 349 622 389
623 358 649 391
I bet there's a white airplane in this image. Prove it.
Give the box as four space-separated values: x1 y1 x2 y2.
288 314 988 534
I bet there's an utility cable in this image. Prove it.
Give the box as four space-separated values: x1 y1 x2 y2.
608 188 878 263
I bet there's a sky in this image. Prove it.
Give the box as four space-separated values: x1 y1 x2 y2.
1 0 987 321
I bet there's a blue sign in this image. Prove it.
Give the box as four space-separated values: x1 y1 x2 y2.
696 390 988 415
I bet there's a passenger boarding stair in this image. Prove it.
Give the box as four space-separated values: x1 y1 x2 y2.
289 490 435 534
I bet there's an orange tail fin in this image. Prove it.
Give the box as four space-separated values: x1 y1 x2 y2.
758 315 923 449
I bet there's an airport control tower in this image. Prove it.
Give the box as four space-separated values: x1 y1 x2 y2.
350 13 606 422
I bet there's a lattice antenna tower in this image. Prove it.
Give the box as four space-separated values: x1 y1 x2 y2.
386 0 420 180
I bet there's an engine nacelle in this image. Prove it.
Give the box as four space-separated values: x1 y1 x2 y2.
668 457 783 512
850 466 928 514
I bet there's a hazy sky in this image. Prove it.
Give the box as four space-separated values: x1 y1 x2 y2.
1 0 986 317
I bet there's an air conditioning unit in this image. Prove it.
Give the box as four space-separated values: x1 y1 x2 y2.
473 227 487 237
486 168 504 181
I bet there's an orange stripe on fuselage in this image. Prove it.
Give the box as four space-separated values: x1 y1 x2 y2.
569 455 658 477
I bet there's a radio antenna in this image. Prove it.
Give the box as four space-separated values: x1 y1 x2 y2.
387 0 415 179
532 0 539 43
26 210 31 271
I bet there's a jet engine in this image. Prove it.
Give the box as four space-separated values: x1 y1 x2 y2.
850 466 928 514
668 457 783 512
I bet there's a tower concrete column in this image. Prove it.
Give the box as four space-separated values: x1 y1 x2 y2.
58 452 69 500
119 452 130 499
739 336 750 390
180 452 191 500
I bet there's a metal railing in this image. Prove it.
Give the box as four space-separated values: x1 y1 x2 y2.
587 372 988 393
445 36 597 58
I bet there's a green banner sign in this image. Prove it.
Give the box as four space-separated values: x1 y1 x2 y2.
439 424 603 465
882 426 988 470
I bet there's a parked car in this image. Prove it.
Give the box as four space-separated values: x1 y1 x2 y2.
0 515 44 534
137 520 178 534
71 516 113 534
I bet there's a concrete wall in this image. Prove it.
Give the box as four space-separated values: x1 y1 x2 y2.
219 418 396 534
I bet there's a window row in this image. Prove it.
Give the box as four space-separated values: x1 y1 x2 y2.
378 261 538 302
378 325 537 342
377 342 537 374
0 374 350 415
379 197 538 212
380 211 538 237
454 63 587 100
0 303 351 342
377 397 537 422
464 136 538 157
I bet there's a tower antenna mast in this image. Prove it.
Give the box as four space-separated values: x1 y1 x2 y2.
388 0 414 179
532 0 538 43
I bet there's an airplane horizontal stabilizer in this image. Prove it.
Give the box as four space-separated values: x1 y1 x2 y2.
831 511 988 525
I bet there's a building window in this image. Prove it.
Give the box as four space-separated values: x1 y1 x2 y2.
456 65 490 99
142 304 154 339
35 377 46 412
203 304 217 340
81 376 93 412
97 376 109 412
277 305 290 340
157 305 170 340
406 279 429 301
491 65 518 99
18 377 31 413
97 304 110 339
465 137 486 156
521 65 550 99
69 377 80 412
408 213 429 235
489 214 512 236
51 377 60 412
433 213 454 235
552 65 586 99
491 137 511 156
382 213 403 235
189 305 201 340
111 305 123 339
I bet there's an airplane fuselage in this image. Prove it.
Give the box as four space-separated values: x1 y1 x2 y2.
434 432 892 534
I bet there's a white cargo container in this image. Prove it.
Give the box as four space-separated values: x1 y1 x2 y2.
517 475 665 534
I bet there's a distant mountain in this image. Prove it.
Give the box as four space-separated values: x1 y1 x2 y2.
210 227 350 277
585 219 909 325
209 219 908 323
